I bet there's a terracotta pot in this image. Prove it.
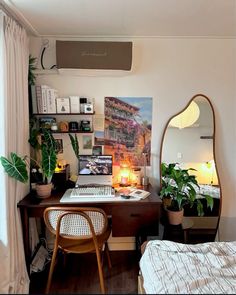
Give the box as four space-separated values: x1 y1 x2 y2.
36 183 52 198
166 208 184 225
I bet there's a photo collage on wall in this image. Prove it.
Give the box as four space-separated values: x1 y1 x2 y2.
95 97 153 166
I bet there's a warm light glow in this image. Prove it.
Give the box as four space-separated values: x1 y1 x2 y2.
119 161 131 186
169 101 200 129
203 160 216 185
181 162 218 185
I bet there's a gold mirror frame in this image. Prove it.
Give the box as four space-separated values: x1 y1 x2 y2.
159 94 222 240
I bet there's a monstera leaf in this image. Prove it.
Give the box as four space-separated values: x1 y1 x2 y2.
0 152 28 183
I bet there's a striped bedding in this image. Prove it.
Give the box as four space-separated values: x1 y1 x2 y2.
139 240 236 294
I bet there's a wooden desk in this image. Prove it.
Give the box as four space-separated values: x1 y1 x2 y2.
17 185 161 270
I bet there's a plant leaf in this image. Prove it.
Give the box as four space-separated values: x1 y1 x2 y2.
0 152 28 183
41 145 57 182
69 133 79 159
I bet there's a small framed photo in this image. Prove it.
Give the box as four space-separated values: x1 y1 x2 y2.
55 139 63 154
39 117 56 129
83 135 93 149
92 145 103 155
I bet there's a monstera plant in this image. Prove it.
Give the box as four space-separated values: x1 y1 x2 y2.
0 128 57 198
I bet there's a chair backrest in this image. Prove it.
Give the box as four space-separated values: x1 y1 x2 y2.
44 207 108 240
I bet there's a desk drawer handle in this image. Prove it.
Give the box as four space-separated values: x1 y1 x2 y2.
130 213 141 217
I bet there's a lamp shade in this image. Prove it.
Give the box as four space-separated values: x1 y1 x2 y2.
119 161 130 186
169 101 200 129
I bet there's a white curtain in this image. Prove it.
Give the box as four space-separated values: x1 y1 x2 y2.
0 10 30 293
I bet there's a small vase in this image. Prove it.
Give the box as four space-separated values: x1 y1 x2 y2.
36 183 52 198
166 208 184 225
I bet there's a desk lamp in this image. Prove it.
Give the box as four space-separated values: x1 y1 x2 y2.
119 161 130 186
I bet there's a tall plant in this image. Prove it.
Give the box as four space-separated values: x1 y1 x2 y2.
0 129 57 184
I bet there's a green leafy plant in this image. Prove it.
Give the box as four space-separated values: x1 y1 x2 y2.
28 54 37 86
0 129 57 184
69 133 79 159
160 162 213 216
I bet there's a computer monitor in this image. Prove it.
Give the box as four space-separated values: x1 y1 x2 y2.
76 155 113 186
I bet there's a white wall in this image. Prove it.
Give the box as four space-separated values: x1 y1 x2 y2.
30 37 236 241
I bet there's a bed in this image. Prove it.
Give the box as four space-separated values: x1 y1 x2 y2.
139 240 236 294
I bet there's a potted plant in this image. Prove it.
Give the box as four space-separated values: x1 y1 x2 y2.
160 162 214 225
0 128 57 198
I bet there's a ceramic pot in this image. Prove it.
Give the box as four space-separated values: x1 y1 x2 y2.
36 183 52 198
166 208 184 225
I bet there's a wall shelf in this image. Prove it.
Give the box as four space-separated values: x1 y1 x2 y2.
200 136 213 139
34 112 95 116
51 130 93 134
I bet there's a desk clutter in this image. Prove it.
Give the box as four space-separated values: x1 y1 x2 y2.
60 185 150 203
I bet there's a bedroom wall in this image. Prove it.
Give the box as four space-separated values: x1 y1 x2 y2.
30 37 236 242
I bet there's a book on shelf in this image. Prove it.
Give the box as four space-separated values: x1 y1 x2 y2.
32 85 58 114
41 85 48 113
46 88 58 113
31 85 38 114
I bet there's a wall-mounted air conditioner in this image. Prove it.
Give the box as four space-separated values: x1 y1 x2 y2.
56 40 132 76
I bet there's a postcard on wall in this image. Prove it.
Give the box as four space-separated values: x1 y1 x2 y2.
104 96 153 166
93 114 105 131
92 145 103 155
82 135 93 149
94 130 105 145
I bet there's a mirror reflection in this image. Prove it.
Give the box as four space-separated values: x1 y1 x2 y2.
161 94 221 242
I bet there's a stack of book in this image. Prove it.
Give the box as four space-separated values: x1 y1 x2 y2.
31 85 58 114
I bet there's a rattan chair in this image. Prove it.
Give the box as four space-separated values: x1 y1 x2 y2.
44 207 112 294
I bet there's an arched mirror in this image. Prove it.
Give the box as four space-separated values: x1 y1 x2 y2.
160 94 221 243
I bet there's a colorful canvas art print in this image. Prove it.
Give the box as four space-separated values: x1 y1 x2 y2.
104 97 153 166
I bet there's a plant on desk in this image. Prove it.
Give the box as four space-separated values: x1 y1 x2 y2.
160 163 213 225
0 128 57 198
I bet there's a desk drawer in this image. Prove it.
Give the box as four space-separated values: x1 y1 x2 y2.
112 205 159 237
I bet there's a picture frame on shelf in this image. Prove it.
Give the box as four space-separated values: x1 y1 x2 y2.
39 117 56 129
56 98 70 113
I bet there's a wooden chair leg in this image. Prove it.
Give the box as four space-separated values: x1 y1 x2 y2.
45 247 58 294
105 242 112 269
96 250 106 294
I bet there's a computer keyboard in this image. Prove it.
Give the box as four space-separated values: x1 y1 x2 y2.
60 185 116 203
70 186 115 198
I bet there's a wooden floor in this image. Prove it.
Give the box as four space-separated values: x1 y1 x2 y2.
29 250 140 294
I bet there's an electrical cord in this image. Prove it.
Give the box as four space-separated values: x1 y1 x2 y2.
40 39 57 70
40 47 46 69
